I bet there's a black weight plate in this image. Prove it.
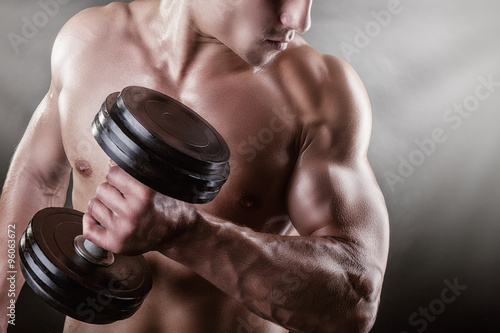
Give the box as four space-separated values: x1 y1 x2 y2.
95 106 229 183
93 115 225 203
92 87 230 203
104 86 229 176
19 208 153 324
93 104 228 187
118 86 230 172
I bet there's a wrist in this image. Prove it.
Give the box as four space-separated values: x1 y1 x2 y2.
157 206 206 255
159 208 222 263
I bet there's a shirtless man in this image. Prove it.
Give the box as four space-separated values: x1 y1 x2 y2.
0 0 389 332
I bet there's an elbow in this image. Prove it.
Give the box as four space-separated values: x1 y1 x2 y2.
344 300 380 333
317 290 380 333
312 264 384 333
335 269 383 333
291 298 379 333
283 275 382 333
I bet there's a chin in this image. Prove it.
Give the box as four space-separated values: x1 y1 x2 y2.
243 49 277 67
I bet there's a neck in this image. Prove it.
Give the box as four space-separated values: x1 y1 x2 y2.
142 0 251 85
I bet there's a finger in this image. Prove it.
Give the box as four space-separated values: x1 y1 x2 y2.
106 165 142 197
87 197 116 229
95 182 126 216
82 212 108 249
108 159 117 168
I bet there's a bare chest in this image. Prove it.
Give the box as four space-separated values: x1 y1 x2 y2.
60 75 300 234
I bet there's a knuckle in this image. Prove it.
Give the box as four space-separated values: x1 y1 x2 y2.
82 228 91 241
95 183 107 198
82 216 90 235
106 165 120 181
87 198 96 212
105 168 115 182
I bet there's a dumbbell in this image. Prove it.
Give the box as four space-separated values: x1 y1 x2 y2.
18 86 230 324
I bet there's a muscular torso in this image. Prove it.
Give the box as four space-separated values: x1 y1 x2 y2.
57 2 322 332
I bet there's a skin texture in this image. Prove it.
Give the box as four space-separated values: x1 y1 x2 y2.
0 0 390 332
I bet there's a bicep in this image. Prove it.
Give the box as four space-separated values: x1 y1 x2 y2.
286 58 389 263
287 155 389 258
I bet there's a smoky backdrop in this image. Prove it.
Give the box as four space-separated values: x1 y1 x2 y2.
1 1 499 332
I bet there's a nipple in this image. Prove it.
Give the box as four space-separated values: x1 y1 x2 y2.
238 192 262 210
75 159 93 178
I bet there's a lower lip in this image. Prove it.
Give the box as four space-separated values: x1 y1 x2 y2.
267 40 288 51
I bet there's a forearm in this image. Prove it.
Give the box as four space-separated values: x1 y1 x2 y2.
163 212 383 333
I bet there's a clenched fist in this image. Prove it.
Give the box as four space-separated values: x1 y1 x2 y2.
83 164 199 255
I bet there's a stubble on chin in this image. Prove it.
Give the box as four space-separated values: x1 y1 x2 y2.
242 43 278 67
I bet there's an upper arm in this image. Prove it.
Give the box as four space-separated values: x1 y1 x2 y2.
286 57 389 266
2 8 95 192
7 76 70 194
1 5 118 207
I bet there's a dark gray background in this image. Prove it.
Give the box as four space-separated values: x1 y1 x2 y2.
2 1 499 332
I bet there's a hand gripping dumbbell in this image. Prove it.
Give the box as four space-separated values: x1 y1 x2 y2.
18 86 230 324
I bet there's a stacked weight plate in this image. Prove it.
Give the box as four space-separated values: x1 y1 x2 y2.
19 208 153 324
92 86 230 203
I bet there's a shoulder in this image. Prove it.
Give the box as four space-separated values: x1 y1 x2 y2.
53 2 131 52
50 2 133 86
277 39 372 158
279 37 363 86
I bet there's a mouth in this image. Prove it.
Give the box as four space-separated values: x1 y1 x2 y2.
264 29 295 52
266 40 289 51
